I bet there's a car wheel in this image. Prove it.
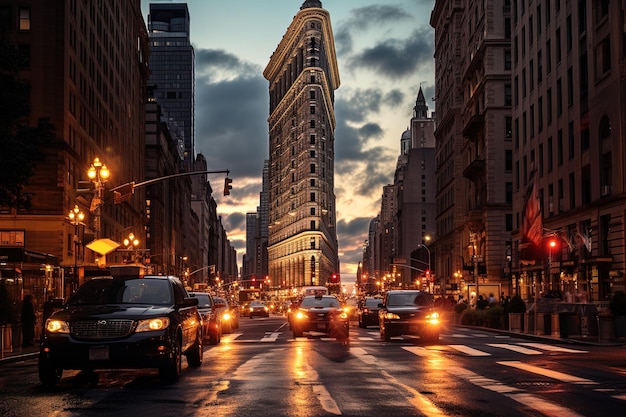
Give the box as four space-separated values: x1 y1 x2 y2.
186 330 203 367
38 355 63 386
209 328 220 345
159 335 182 382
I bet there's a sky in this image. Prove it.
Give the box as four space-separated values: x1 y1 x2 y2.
140 0 437 283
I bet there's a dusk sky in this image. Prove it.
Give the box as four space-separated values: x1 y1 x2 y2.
140 0 436 282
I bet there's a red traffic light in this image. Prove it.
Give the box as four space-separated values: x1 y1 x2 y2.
330 273 339 283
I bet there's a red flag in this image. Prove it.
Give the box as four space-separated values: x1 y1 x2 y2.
521 170 543 248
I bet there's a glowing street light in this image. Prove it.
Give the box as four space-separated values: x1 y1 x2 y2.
68 204 85 292
87 157 110 238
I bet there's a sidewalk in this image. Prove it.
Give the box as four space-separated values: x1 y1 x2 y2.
1 343 39 364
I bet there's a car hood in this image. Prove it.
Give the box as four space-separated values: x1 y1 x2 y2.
51 304 174 320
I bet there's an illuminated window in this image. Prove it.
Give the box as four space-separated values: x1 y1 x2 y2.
19 7 30 31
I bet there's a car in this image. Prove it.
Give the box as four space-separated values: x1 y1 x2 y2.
358 297 382 328
248 300 270 318
188 292 221 345
38 271 203 386
291 295 349 340
378 290 440 343
213 296 234 333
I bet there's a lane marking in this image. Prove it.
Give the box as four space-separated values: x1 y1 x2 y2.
448 344 491 356
261 332 281 342
380 369 447 416
450 365 586 417
487 343 542 355
498 361 599 385
517 342 588 354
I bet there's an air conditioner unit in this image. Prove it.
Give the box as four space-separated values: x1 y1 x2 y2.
602 185 612 196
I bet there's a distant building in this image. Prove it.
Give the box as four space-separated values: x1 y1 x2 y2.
147 3 195 172
263 0 340 289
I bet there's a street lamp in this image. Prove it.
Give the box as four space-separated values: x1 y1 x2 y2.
87 157 110 238
123 232 140 263
68 204 85 293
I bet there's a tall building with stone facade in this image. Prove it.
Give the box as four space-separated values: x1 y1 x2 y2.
263 0 340 289
0 0 149 300
511 0 626 301
430 0 514 302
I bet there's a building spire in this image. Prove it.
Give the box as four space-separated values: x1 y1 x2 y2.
414 85 428 119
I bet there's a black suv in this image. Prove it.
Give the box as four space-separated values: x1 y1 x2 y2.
38 272 203 385
291 295 349 340
378 290 440 343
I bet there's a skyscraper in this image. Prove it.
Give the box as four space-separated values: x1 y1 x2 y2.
147 3 195 171
263 0 340 289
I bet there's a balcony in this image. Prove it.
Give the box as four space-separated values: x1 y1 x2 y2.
463 158 485 180
462 114 484 138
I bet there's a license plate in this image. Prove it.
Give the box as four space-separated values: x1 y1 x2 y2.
317 323 326 330
89 346 109 360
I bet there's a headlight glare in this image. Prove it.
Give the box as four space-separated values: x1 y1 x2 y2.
136 317 170 332
45 319 69 333
384 312 401 320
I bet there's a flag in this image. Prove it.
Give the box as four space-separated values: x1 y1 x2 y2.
520 170 543 253
576 224 591 252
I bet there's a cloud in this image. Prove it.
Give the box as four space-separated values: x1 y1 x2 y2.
335 5 413 55
349 28 434 79
195 48 260 81
194 52 268 180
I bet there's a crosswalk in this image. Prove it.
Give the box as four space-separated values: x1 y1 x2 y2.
219 330 590 357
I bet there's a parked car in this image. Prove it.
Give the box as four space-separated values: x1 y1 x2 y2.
188 292 221 345
248 300 270 318
291 295 349 340
213 296 234 333
358 297 382 328
378 290 440 343
38 271 203 386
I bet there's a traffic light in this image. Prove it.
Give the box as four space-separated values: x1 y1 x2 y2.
223 177 233 196
330 273 339 283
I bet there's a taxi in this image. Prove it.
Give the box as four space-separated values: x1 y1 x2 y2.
38 267 203 385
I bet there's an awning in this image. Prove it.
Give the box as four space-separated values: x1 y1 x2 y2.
86 238 120 255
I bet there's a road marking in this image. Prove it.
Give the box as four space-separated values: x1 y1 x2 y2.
450 365 586 417
448 344 492 356
261 332 280 342
351 347 377 364
498 361 599 385
487 343 542 355
402 346 432 357
379 369 447 416
517 342 588 353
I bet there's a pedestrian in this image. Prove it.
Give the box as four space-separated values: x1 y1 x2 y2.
476 295 488 309
21 294 36 347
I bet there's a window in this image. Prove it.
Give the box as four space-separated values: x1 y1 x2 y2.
505 50 511 70
568 121 575 159
556 28 561 63
598 37 611 76
310 163 316 173
538 97 543 132
310 90 316 99
557 129 563 166
556 78 562 116
310 178 315 187
547 88 553 124
310 105 315 114
310 192 316 202
546 40 552 74
597 0 610 23
505 116 512 139
537 50 542 82
547 136 553 172
18 7 30 31
566 15 572 51
310 207 315 215
310 134 316 144
505 84 512 106
505 150 513 171
567 66 574 107
310 119 315 128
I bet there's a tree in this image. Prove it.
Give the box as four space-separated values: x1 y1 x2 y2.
0 38 56 210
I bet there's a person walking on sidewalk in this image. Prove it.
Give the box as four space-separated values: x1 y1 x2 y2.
21 294 36 347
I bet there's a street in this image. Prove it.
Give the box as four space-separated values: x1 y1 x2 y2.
1 316 625 417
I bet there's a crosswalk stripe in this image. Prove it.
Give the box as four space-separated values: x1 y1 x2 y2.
487 343 542 355
517 342 588 353
498 361 599 385
448 344 492 356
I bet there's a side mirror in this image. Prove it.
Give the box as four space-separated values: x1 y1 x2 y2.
182 297 199 307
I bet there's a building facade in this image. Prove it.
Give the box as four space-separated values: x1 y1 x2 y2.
147 3 194 172
511 0 626 302
0 0 149 303
263 0 340 290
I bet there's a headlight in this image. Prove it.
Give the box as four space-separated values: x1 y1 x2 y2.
295 311 308 320
223 312 231 321
45 319 69 334
338 311 349 320
426 312 440 325
136 317 170 332
264 307 269 312
383 312 401 320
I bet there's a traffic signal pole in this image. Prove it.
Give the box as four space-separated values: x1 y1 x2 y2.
109 170 231 202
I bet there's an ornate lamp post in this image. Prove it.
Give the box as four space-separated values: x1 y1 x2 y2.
87 157 110 238
123 232 140 263
68 204 85 293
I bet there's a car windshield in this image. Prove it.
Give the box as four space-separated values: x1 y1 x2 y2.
190 293 212 309
365 298 381 307
387 292 432 307
68 278 173 305
300 297 340 308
